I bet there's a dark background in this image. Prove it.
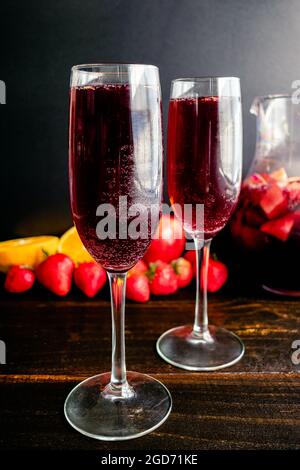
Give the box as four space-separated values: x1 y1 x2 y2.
1 0 300 239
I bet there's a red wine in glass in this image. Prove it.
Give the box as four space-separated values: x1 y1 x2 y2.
168 96 239 236
157 77 244 371
69 83 158 272
65 64 171 442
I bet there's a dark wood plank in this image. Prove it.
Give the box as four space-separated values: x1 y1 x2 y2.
0 373 299 450
0 291 299 376
0 288 299 450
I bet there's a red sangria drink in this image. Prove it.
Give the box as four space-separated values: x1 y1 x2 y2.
231 168 300 295
65 64 171 442
168 96 240 236
157 77 244 371
69 83 159 272
230 94 300 296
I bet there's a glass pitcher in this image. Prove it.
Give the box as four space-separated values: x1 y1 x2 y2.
231 94 300 296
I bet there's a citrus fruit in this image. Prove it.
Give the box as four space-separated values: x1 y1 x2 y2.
0 236 59 272
58 226 94 264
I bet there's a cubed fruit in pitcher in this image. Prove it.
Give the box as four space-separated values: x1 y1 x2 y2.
259 184 288 219
243 172 267 188
260 213 295 242
286 180 300 208
270 167 288 184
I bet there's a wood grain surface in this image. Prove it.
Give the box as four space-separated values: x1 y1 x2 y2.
0 286 299 450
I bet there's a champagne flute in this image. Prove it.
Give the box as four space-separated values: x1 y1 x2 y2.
157 77 245 370
65 64 172 440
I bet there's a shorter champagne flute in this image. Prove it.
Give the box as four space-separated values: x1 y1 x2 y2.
157 77 245 370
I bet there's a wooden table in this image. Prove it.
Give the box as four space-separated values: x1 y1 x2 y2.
0 285 299 451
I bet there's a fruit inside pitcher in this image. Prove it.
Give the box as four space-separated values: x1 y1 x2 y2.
231 167 300 295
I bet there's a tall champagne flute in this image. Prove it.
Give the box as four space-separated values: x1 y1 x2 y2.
65 64 172 440
157 77 245 370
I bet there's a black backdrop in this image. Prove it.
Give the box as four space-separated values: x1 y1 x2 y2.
1 0 300 239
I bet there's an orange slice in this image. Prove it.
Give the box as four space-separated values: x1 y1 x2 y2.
0 236 59 272
57 226 94 264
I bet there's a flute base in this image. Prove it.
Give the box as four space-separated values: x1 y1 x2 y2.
64 371 172 441
156 325 245 371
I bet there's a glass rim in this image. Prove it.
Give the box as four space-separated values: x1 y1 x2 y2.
72 63 159 73
171 76 240 83
254 93 292 101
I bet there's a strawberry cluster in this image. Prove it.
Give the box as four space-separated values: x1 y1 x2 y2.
3 215 228 301
4 255 106 297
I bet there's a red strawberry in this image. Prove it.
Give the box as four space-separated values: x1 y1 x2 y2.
183 250 196 274
36 253 74 296
243 172 267 188
183 251 228 292
172 257 193 288
143 214 185 264
148 261 178 296
4 265 35 293
247 186 268 205
261 213 295 241
126 273 150 303
128 260 148 276
204 258 228 293
242 175 267 205
183 250 196 272
260 172 277 184
286 180 300 209
259 183 288 219
74 262 106 298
